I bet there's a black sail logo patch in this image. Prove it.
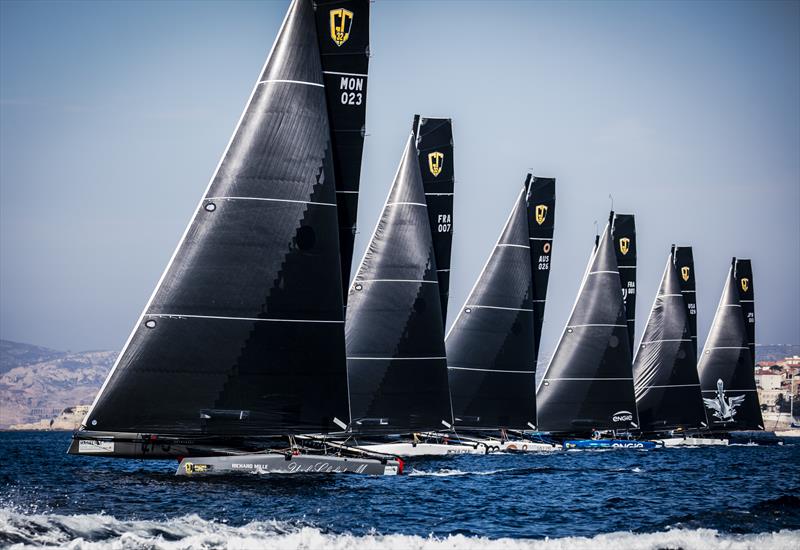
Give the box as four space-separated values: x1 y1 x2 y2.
330 8 353 47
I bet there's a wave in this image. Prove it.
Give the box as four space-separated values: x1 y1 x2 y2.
408 468 510 477
1 509 798 549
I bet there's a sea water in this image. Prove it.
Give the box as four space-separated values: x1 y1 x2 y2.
0 432 798 549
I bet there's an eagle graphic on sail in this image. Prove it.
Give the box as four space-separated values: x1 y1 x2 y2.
703 379 746 422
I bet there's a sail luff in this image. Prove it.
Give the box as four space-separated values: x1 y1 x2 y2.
445 185 536 429
733 259 756 367
345 133 451 433
611 213 637 355
526 175 556 362
673 245 698 356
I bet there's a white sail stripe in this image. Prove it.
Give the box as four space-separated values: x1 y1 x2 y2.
323 70 368 77
657 294 683 298
682 290 696 293
707 346 749 350
205 196 336 207
336 190 359 194
437 269 451 272
146 314 343 324
465 304 533 312
643 383 701 388
348 356 446 360
497 243 530 249
386 201 427 207
529 237 552 241
532 299 546 302
449 366 536 374
640 339 692 344
258 79 324 87
545 377 633 381
740 299 754 302
567 324 626 328
425 192 454 196
359 279 438 284
722 304 742 308
618 265 636 269
589 270 619 275
82 2 296 428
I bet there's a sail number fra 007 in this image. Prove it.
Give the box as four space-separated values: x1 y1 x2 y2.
437 214 451 233
340 76 363 106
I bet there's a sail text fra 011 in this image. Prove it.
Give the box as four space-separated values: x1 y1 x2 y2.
68 0 401 476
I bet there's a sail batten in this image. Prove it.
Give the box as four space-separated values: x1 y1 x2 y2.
345 133 451 433
537 221 638 433
82 0 350 437
446 185 537 429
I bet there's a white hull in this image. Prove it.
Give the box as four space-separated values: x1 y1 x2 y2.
474 439 560 452
176 453 400 476
658 437 729 447
774 429 800 437
355 442 486 457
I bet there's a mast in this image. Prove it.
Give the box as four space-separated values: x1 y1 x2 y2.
537 219 638 433
733 259 756 366
697 259 764 430
633 249 706 432
526 175 556 361
413 116 455 327
79 0 350 437
313 0 371 302
446 185 536 429
611 213 637 355
345 133 451 433
673 246 698 355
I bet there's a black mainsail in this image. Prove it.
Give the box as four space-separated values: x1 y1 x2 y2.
313 0 370 301
526 175 556 361
345 133 451 433
611 213 637 355
79 0 350 438
697 259 764 430
734 258 756 367
413 116 455 327
633 248 706 432
537 218 638 433
446 186 536 429
673 246 698 354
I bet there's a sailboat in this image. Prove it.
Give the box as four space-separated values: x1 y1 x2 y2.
69 0 402 476
344 129 481 457
537 214 660 449
633 247 711 444
445 177 558 452
698 259 766 439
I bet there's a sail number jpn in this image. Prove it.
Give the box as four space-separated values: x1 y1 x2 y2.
340 76 364 106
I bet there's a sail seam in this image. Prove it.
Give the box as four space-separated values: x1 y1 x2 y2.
449 366 536 374
529 237 552 241
386 201 427 207
497 244 529 249
145 314 343 323
465 304 533 312
567 323 626 328
348 356 446 360
205 196 336 207
545 377 633 381
323 70 368 77
706 346 748 350
642 383 700 388
258 79 324 87
589 270 619 275
358 279 438 284
640 339 692 344
657 294 683 298
425 192 454 196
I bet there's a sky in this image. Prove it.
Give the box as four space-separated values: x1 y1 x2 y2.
1 0 798 357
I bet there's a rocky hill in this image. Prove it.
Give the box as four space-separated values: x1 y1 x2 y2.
0 340 115 429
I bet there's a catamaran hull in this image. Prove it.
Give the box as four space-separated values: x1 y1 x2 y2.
355 442 486 457
474 440 560 452
176 453 401 476
658 437 728 447
563 439 662 450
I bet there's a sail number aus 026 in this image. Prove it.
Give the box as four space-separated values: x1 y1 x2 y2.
339 76 364 106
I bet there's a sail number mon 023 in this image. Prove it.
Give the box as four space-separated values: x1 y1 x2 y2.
340 76 363 106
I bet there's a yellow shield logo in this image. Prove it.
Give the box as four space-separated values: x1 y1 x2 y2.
428 151 444 177
330 8 353 47
619 237 631 255
741 278 749 292
535 204 548 225
681 266 690 282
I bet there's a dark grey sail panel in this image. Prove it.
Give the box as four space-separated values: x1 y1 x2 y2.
697 260 764 430
733 259 755 366
413 116 455 327
84 0 350 437
526 175 556 360
446 187 536 429
633 251 706 432
611 213 637 354
537 222 638 433
313 0 370 300
673 246 698 355
346 135 451 433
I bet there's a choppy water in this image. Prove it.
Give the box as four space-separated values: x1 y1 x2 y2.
1 432 799 549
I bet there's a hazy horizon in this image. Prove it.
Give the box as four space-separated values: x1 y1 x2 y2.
1 0 798 356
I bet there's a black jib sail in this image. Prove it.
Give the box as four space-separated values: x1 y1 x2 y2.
345 133 451 433
313 0 370 301
611 213 637 355
446 186 536 429
734 259 756 367
673 246 698 355
697 259 764 430
633 248 707 432
526 175 556 360
413 115 454 327
537 219 638 433
81 0 350 437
